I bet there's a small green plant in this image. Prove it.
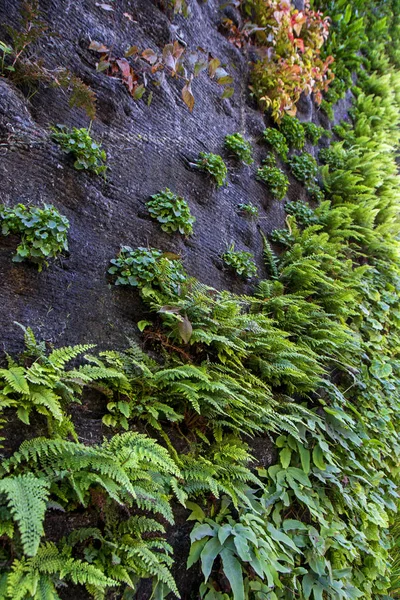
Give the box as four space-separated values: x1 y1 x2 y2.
238 202 259 218
289 153 323 201
147 189 195 235
285 200 318 227
262 128 289 160
302 122 328 145
222 243 257 279
288 152 318 184
196 152 227 187
0 204 69 270
319 144 347 170
109 246 186 291
224 133 253 165
51 125 107 175
256 155 289 200
279 115 306 149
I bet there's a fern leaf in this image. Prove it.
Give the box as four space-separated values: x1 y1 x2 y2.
0 474 50 556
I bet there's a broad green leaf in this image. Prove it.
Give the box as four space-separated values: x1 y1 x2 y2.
220 549 244 600
201 537 222 581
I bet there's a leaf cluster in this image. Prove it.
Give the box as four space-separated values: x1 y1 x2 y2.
0 203 69 270
147 188 195 236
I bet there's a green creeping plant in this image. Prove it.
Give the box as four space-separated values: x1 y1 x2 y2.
263 128 289 161
108 246 186 292
256 154 289 200
238 202 259 218
196 152 228 187
279 115 305 150
302 122 329 145
221 243 257 279
51 125 107 175
147 188 195 235
224 133 254 165
0 203 69 270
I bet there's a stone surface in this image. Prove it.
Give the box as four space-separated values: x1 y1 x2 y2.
0 0 332 356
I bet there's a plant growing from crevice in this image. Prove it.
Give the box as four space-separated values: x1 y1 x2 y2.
263 128 289 160
285 199 318 227
302 121 329 145
195 152 227 187
0 203 69 270
238 202 259 218
221 243 257 279
109 246 186 292
51 125 107 176
279 115 306 150
244 0 334 121
256 154 289 200
147 188 195 235
224 133 253 164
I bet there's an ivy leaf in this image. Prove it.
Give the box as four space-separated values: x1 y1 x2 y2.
186 501 206 522
182 80 195 112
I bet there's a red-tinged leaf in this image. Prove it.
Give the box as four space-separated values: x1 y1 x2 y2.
95 2 114 10
142 48 158 65
125 45 139 57
208 57 221 78
133 84 145 99
182 80 195 112
89 41 110 53
116 58 131 79
97 60 110 72
221 86 234 99
172 40 185 60
178 316 193 344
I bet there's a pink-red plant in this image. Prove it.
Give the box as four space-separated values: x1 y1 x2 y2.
242 0 334 120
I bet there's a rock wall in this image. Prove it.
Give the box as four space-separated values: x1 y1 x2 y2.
0 0 344 355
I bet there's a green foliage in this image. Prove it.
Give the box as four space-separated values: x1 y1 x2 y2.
108 246 186 292
256 155 289 200
0 324 121 434
221 244 257 280
289 152 318 184
262 128 289 160
196 152 227 187
0 204 69 270
280 115 306 150
302 121 328 145
319 142 347 170
51 125 106 175
224 133 253 165
238 203 258 218
147 189 195 235
285 200 318 227
2 3 400 600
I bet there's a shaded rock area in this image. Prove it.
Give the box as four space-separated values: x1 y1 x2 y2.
0 1 354 598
